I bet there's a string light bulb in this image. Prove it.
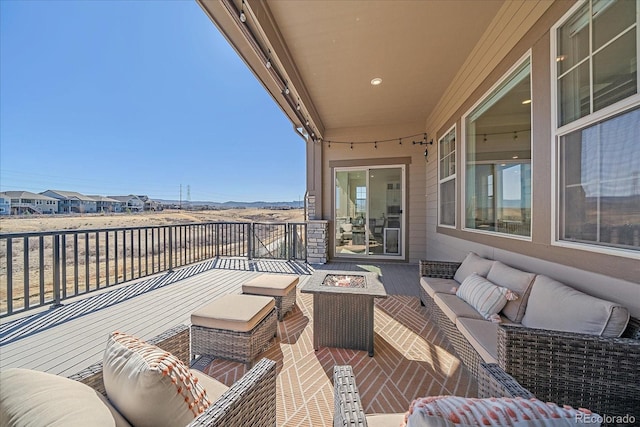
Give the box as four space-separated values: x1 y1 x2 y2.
240 0 246 22
399 138 402 145
374 141 377 149
350 142 353 150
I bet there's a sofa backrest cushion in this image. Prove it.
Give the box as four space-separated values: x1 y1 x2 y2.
103 331 212 427
0 368 130 427
522 275 630 337
456 273 515 320
454 252 494 284
487 261 536 323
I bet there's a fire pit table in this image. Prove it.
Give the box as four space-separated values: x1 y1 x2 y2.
300 270 387 356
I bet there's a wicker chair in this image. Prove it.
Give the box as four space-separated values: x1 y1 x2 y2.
68 324 277 427
333 363 533 427
419 260 640 421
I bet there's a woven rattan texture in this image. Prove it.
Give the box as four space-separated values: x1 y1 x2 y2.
498 323 640 419
191 308 277 365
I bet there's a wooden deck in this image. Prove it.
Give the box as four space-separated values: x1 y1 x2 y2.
0 258 475 425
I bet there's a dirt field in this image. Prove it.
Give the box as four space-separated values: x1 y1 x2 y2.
0 208 305 233
0 209 305 314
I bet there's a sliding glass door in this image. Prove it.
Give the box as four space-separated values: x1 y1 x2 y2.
334 166 405 258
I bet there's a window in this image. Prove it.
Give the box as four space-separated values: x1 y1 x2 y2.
438 126 456 227
355 186 366 215
554 0 639 254
464 57 532 238
556 0 638 127
559 108 639 251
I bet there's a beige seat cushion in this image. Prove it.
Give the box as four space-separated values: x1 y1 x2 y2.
366 413 406 427
433 293 484 323
487 261 536 323
191 294 275 332
420 277 457 298
455 317 500 364
0 368 131 427
189 369 229 401
522 275 629 337
242 274 299 297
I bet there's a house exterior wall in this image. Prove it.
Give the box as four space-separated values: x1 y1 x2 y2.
0 196 10 215
423 1 640 316
317 121 427 263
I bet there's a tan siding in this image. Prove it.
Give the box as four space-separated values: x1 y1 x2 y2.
422 0 639 315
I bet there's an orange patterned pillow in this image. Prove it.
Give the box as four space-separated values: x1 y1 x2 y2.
403 396 600 427
103 331 211 427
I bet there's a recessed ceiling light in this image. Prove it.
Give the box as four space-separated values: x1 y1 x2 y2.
512 155 519 159
522 99 532 105
370 77 382 86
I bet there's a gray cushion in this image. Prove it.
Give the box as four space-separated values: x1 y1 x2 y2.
365 413 406 427
433 293 484 323
455 318 500 364
420 277 457 298
487 261 536 323
453 252 494 284
0 368 127 427
522 275 630 337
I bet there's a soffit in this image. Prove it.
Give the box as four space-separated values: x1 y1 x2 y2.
263 0 505 132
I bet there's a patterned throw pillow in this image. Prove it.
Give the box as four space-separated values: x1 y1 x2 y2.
103 331 211 427
402 396 601 427
456 273 518 321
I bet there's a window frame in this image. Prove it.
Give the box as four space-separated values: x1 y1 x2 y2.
550 0 640 259
437 124 457 229
461 51 533 241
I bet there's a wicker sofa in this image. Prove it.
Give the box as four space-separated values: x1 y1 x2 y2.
66 324 277 427
419 257 640 420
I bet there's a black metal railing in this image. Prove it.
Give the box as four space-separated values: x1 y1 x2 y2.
0 221 307 317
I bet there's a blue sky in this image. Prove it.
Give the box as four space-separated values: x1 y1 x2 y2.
0 0 306 203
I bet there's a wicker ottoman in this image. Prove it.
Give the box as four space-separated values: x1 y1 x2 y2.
242 274 299 321
190 294 277 366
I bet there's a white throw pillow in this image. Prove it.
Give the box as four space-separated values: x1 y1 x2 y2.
456 273 517 321
103 331 211 427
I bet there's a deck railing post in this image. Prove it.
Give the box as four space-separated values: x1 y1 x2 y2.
168 225 174 272
51 234 62 309
248 223 253 260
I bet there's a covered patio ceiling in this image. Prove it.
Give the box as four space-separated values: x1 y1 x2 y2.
197 0 506 139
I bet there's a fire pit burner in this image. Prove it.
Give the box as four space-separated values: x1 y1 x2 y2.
321 274 366 288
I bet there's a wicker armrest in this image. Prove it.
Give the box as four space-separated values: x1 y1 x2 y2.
188 358 277 427
419 260 461 279
333 365 367 427
477 363 534 399
497 323 640 418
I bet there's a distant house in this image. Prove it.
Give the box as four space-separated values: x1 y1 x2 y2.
137 195 161 211
89 195 123 213
0 194 11 215
0 191 58 214
41 190 97 214
108 195 144 212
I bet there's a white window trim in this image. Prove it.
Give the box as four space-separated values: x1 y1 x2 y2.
550 0 640 258
437 124 457 229
461 50 533 241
